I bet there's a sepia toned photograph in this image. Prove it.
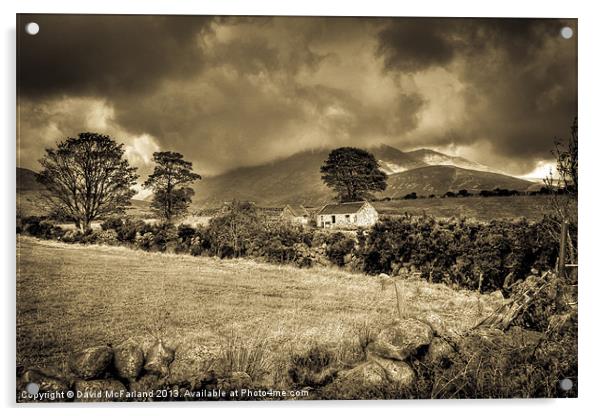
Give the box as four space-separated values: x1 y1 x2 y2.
16 14 577 402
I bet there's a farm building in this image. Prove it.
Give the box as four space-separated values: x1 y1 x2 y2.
280 205 310 225
316 201 379 229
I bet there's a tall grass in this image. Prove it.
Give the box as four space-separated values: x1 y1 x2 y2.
216 331 272 382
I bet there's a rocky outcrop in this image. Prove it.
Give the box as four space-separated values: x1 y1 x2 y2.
366 319 433 361
322 318 436 398
18 338 177 402
18 367 71 399
114 340 145 381
144 340 175 377
69 346 114 380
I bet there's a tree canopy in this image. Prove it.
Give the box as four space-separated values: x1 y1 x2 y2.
144 151 202 222
320 147 387 202
37 132 138 231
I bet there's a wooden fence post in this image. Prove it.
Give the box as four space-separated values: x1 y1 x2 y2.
558 220 568 278
394 281 404 320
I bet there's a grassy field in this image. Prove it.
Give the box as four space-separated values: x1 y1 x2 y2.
19 189 550 224
374 195 552 221
16 236 504 386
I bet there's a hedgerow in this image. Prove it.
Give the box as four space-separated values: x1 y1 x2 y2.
18 209 566 293
359 215 561 292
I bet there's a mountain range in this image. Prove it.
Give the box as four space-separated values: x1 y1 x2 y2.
16 144 535 211
190 144 534 207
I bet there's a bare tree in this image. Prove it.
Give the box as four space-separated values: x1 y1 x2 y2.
544 117 578 263
37 132 139 232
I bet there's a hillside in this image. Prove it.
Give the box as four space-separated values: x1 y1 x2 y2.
17 167 45 191
406 148 505 174
382 165 533 197
370 144 427 174
192 145 430 207
192 148 334 208
192 152 532 207
17 146 533 210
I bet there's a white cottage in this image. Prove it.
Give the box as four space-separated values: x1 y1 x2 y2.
281 205 310 225
316 201 379 229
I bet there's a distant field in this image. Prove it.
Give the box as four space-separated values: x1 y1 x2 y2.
374 195 552 221
17 190 155 219
18 188 551 225
16 236 502 385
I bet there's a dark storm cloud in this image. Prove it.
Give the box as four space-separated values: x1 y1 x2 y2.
377 18 458 73
377 18 566 72
17 14 213 97
377 17 577 171
17 15 577 177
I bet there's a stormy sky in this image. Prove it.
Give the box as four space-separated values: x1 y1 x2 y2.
17 15 577 179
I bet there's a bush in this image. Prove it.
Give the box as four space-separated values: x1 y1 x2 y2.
61 229 83 243
250 223 310 264
325 232 356 267
177 224 196 242
116 219 145 243
287 345 338 389
360 216 559 292
94 229 119 245
409 325 577 398
22 216 65 240
206 201 262 258
135 232 155 251
100 217 124 231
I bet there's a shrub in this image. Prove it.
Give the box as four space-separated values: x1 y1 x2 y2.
177 224 196 242
206 201 262 258
250 223 309 264
79 229 98 244
325 232 356 267
135 232 155 251
100 217 124 231
94 229 119 245
410 325 577 398
22 217 65 240
360 216 559 292
288 345 338 389
61 229 83 243
116 219 145 243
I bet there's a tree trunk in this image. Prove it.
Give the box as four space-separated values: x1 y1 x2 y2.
81 219 92 233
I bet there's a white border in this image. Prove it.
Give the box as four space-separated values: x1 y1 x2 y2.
2 1 601 415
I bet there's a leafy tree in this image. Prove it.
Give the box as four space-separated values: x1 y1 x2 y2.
37 132 138 232
144 152 202 222
320 147 387 202
207 201 261 257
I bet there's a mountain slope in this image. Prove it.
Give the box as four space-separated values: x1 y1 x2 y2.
406 149 505 174
370 144 427 174
382 165 533 197
17 167 45 191
192 149 532 207
193 145 428 207
193 149 333 208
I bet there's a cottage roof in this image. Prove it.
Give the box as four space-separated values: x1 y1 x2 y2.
317 201 369 215
284 205 309 217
